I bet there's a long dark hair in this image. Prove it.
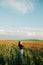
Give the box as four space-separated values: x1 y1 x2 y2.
18 41 20 46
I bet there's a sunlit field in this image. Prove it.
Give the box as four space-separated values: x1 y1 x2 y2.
0 40 43 65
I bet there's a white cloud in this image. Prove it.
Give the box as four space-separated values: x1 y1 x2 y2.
0 27 43 39
0 30 6 35
0 29 15 35
27 32 36 37
0 0 34 14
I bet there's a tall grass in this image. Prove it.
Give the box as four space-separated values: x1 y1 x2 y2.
0 43 43 65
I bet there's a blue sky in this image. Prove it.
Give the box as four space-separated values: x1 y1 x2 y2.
0 0 43 40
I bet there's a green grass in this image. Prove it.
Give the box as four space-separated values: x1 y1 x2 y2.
0 42 43 65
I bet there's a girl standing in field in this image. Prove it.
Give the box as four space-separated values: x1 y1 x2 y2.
18 41 24 58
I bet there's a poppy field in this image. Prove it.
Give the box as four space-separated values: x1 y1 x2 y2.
0 40 43 65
